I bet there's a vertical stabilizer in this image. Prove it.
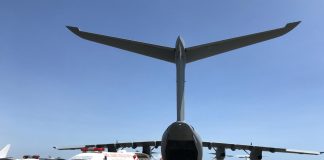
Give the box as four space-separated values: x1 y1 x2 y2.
175 36 186 121
0 144 10 158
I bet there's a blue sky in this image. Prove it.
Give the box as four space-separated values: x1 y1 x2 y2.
0 0 324 160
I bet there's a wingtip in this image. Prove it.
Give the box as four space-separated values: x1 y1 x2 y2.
285 21 301 30
66 26 80 34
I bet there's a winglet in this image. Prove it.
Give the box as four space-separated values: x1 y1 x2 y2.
284 21 301 32
66 26 80 35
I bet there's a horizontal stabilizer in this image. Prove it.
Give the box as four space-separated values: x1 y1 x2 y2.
66 26 175 63
186 21 301 63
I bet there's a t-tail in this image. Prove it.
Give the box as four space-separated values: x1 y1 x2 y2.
66 21 300 122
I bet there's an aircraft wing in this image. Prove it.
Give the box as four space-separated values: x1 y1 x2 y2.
54 141 161 152
203 142 322 155
66 26 175 63
53 146 84 150
186 21 301 63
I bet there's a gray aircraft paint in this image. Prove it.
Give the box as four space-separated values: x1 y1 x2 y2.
175 36 186 121
64 21 312 160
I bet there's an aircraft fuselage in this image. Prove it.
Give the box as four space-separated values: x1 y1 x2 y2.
161 121 203 160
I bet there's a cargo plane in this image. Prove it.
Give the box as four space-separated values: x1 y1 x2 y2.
56 21 323 160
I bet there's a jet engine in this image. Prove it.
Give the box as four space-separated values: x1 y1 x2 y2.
215 147 226 160
250 149 262 160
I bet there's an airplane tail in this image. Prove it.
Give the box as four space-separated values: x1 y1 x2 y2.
66 22 300 64
0 144 11 158
66 22 300 122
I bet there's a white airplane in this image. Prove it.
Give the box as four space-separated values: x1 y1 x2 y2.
17 155 64 160
57 21 323 160
0 144 11 160
0 145 61 160
64 147 149 160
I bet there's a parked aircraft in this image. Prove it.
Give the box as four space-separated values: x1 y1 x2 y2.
0 144 11 160
56 147 149 160
0 145 64 160
57 21 323 160
18 155 41 160
16 155 64 160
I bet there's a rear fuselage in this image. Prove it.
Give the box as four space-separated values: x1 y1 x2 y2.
161 122 203 160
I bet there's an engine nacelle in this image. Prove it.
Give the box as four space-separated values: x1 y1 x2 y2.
250 149 262 160
216 147 226 160
142 145 151 156
107 144 117 152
